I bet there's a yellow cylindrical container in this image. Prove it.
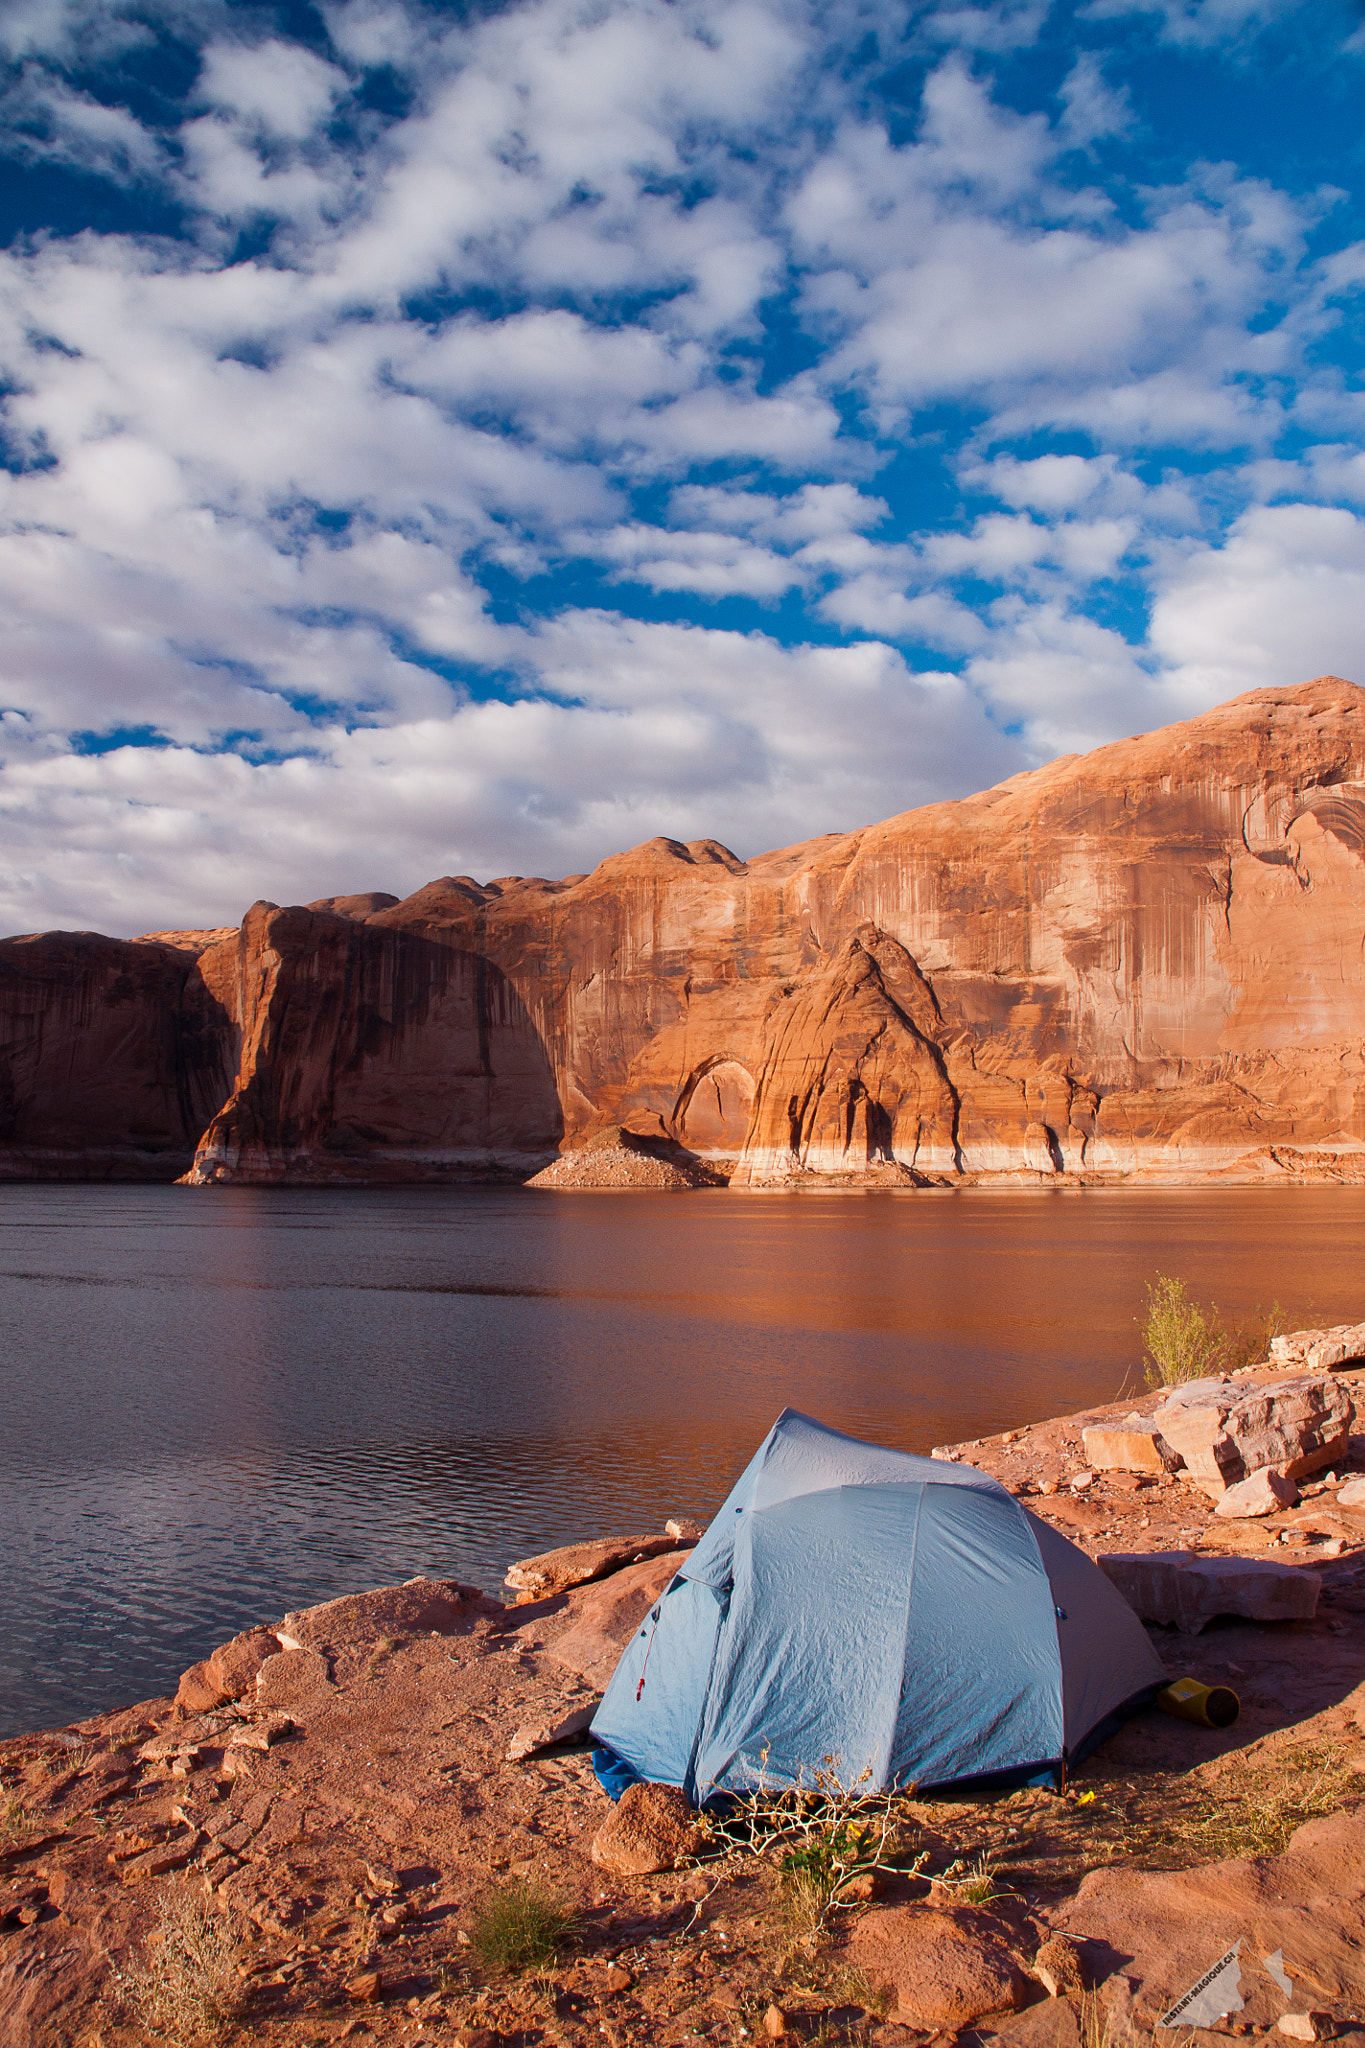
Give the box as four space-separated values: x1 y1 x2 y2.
1157 1677 1240 1729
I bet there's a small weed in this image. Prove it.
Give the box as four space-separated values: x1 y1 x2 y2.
936 1848 1012 1904
1079 1990 1126 2048
700 1756 927 1934
469 1879 579 1974
123 1882 247 2041
0 1797 34 1847
1140 1276 1282 1389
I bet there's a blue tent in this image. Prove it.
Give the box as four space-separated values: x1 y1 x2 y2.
590 1409 1166 1804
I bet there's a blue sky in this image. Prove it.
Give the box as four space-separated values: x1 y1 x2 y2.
1 0 1364 934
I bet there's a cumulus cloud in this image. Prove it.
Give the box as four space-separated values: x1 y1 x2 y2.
1150 503 1365 702
0 0 1361 933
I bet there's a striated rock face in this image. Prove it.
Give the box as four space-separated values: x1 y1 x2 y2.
5 675 1365 1185
0 931 237 1178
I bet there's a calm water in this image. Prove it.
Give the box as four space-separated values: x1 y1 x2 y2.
2 1182 1363 1737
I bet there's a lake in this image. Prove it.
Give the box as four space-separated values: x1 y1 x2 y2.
3 1181 1363 1737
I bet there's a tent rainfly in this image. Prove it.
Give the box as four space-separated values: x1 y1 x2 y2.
590 1409 1167 1803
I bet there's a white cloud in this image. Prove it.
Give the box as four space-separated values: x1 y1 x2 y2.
0 0 1362 938
1057 53 1132 148
0 618 1017 934
196 40 348 139
1150 503 1365 701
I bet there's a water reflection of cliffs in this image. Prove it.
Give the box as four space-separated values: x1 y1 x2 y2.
5 675 1365 1187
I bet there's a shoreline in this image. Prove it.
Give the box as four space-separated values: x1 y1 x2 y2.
4 1361 1365 2045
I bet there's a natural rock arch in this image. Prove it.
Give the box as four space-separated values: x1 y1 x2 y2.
677 1059 756 1157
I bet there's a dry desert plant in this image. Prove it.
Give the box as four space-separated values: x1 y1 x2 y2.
698 1752 927 1931
0 1796 35 1849
1177 1743 1351 1862
469 1878 580 1974
1140 1276 1282 1389
122 1881 247 2041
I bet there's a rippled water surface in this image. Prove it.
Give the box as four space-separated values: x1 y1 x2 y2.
3 1181 1364 1735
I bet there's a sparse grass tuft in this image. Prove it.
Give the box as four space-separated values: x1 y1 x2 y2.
1 1797 34 1848
1140 1276 1282 1389
936 1848 1012 1904
123 1882 247 2041
469 1879 579 1974
1079 1990 1129 2048
1174 1743 1350 1863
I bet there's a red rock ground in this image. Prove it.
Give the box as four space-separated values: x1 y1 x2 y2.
4 1366 1365 2048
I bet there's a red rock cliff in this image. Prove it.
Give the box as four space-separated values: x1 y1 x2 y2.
5 677 1365 1186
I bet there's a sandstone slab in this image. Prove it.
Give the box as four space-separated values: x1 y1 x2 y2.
254 1648 333 1711
1099 1550 1321 1630
590 1781 698 1876
276 1577 486 1651
848 1906 1029 2028
1049 1811 1365 2030
1082 1421 1180 1474
549 1550 690 1687
504 1532 689 1602
1272 1323 1365 1372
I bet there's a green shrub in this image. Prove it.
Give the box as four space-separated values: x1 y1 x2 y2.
469 1879 579 1974
1140 1276 1282 1389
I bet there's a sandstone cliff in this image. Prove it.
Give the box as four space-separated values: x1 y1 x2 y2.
4 676 1365 1186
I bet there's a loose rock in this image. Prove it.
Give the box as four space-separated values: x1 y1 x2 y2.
1271 1322 1365 1372
590 1781 698 1877
1083 1421 1181 1475
506 1701 599 1762
1214 1469 1300 1519
1152 1375 1352 1498
1033 1933 1086 1997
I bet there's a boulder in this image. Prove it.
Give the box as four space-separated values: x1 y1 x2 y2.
1271 1323 1365 1372
276 1577 486 1652
848 1906 1029 2028
1338 1478 1365 1508
1099 1550 1321 1631
175 1625 282 1712
590 1781 698 1876
1152 1375 1352 1497
1082 1420 1181 1474
548 1550 691 1688
504 1532 691 1602
1214 1469 1299 1519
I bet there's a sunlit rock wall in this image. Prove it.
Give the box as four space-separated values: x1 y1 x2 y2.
3 676 1364 1186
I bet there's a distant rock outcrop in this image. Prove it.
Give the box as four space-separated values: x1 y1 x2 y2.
4 676 1365 1185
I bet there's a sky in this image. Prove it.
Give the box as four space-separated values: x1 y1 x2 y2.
1 0 1364 935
